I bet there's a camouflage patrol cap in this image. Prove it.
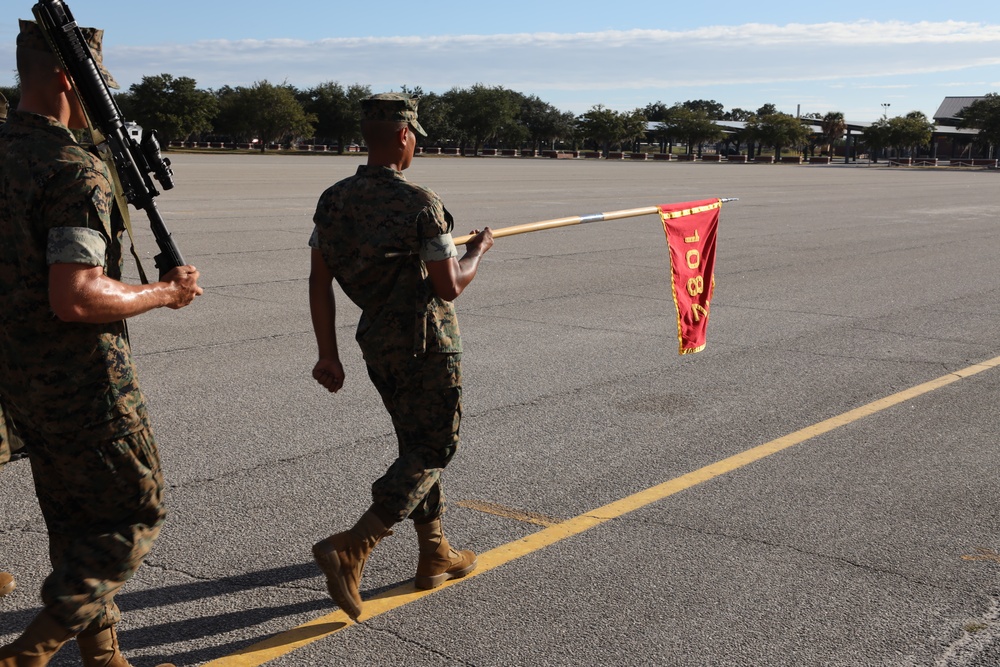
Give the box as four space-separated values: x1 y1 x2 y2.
361 93 427 136
17 19 120 90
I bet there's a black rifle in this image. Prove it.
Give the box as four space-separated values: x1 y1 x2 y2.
32 0 185 278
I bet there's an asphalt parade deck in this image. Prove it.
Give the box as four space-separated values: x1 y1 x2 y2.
2 155 999 666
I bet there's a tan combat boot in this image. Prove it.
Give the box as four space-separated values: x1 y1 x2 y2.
312 509 393 620
76 624 176 667
0 611 74 667
0 572 14 597
414 519 477 590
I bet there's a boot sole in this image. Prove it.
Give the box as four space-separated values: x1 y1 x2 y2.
312 544 362 620
414 557 478 590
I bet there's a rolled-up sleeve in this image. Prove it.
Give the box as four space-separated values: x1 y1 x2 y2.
46 226 107 266
416 201 458 262
419 233 458 262
41 156 113 268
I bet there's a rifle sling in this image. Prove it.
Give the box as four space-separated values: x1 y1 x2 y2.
90 126 150 285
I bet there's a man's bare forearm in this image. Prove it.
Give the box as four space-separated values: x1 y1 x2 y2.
49 264 202 323
309 276 340 361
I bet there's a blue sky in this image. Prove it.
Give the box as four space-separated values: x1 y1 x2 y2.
3 0 1000 122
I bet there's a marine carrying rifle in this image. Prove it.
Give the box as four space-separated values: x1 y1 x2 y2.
32 0 185 278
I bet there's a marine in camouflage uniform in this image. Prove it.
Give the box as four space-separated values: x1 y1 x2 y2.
0 90 22 471
310 93 493 620
0 86 17 603
0 20 200 667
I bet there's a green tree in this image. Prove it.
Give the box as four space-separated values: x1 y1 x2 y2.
724 107 754 122
861 119 891 162
649 105 681 153
212 86 249 142
214 81 315 151
412 91 455 147
128 74 217 146
819 111 846 155
958 93 1000 156
561 112 585 150
620 108 649 152
577 104 624 156
749 113 810 157
495 116 530 149
887 111 934 157
113 90 135 121
518 94 574 151
643 101 673 122
682 99 725 119
301 81 370 153
446 84 520 154
663 106 723 155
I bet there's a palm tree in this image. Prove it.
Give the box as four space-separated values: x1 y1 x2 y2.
820 112 846 156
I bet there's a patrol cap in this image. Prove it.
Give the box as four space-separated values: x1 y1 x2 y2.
361 93 426 137
17 19 120 90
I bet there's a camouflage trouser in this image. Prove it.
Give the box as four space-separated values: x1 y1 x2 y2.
0 401 26 468
22 409 165 634
0 406 10 468
365 352 462 525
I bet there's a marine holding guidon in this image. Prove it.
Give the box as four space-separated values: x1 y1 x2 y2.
309 93 493 619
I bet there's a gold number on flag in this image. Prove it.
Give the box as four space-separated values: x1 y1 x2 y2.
684 230 700 244
686 276 704 297
686 249 700 269
691 304 709 322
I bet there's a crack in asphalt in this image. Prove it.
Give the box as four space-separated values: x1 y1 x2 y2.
362 624 479 666
650 519 970 594
141 559 323 594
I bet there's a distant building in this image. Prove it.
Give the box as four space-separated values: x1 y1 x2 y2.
642 98 992 161
933 97 985 125
930 97 986 159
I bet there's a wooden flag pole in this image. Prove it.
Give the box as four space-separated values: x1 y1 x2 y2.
386 199 737 257
451 205 659 246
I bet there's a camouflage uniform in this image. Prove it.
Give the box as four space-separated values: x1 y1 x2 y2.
0 89 15 600
311 164 463 524
0 91 13 471
0 379 24 468
0 108 165 634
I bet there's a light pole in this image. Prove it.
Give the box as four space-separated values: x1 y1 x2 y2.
880 103 891 160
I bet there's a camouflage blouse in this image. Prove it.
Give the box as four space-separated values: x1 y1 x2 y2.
0 111 144 440
311 165 462 359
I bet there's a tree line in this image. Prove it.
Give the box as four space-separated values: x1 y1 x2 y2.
2 78 1000 158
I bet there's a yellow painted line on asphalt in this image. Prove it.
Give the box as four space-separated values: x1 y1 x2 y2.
204 354 1000 667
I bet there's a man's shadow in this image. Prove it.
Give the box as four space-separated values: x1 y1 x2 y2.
0 562 412 666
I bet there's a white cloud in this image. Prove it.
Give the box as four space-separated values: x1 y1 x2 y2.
95 20 1000 95
3 20 996 119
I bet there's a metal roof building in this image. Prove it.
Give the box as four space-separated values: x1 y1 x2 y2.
933 96 986 125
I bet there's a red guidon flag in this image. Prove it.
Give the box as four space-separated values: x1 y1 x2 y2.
659 199 721 355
